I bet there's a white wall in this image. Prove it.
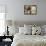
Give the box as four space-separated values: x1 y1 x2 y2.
0 0 46 22
13 0 46 22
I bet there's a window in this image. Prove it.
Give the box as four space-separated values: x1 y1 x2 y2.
0 5 5 36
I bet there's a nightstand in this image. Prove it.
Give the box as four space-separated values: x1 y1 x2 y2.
0 36 13 46
3 41 12 46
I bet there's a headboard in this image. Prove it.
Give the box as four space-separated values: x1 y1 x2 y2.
6 20 46 27
15 21 46 27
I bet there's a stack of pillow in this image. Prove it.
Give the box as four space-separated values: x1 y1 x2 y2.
19 24 46 35
4 24 46 36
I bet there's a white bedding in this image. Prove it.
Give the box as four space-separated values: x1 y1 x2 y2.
11 33 46 46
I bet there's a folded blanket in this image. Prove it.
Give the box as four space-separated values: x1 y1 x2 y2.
11 34 46 46
11 40 46 46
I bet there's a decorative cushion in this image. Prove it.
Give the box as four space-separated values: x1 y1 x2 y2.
8 26 19 36
32 27 36 35
32 26 41 35
42 25 46 33
19 27 25 34
42 25 46 35
24 27 32 35
24 24 32 29
19 27 32 35
24 24 32 35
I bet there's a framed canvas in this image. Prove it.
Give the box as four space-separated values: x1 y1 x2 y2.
24 5 37 15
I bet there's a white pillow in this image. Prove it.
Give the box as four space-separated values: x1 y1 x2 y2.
42 25 46 33
24 24 32 29
8 26 19 36
24 24 32 35
19 27 32 35
40 25 45 35
32 26 41 35
32 27 36 35
19 27 25 34
24 27 32 35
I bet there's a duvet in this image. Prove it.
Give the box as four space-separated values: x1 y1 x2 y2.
11 33 46 46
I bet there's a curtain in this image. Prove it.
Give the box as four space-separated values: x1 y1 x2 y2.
0 5 5 36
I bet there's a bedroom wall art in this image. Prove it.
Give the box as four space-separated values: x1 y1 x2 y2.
24 5 37 15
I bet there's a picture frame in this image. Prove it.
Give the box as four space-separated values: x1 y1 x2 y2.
24 5 37 15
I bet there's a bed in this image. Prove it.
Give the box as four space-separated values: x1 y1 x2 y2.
11 21 46 46
11 33 46 46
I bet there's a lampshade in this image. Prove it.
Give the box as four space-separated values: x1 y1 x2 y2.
6 20 12 26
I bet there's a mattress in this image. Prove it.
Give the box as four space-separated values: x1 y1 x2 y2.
11 33 46 46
